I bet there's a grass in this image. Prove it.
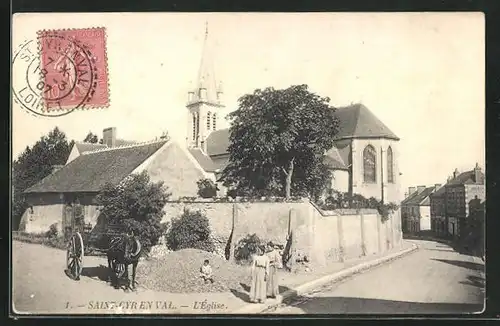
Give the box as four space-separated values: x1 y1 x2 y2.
12 231 67 250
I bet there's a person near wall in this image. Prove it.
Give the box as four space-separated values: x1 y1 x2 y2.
266 242 283 298
249 245 270 303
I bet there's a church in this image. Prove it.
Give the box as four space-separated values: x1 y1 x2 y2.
20 26 401 235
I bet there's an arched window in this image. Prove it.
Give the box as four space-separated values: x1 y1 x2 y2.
387 146 394 183
363 145 377 183
207 112 211 130
212 113 217 130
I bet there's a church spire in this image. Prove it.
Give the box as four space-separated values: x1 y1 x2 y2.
189 21 222 105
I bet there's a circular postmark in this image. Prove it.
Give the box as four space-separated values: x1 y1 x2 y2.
12 32 98 117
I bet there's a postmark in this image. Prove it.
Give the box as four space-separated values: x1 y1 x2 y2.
12 27 109 117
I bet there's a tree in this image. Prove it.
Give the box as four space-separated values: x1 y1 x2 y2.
12 127 74 230
196 178 218 198
221 84 340 200
83 131 100 144
166 209 215 252
95 171 171 252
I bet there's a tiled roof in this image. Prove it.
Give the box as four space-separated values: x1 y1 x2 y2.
430 184 446 198
405 187 436 206
24 140 168 193
401 191 420 205
75 142 107 153
324 146 348 170
115 139 138 147
188 148 219 172
447 170 485 186
334 103 399 140
206 129 230 157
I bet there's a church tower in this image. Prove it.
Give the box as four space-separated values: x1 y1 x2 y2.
186 22 224 152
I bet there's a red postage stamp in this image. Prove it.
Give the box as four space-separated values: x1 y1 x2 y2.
37 27 109 111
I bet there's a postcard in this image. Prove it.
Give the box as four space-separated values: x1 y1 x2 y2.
11 12 485 316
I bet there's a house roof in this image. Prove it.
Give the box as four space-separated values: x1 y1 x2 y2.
24 140 168 194
447 170 485 186
188 148 220 172
401 191 420 205
405 187 436 206
333 103 400 141
75 142 107 153
430 184 446 199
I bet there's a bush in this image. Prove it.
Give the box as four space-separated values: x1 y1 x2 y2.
234 234 266 263
46 223 58 239
166 209 215 252
95 171 171 253
196 178 218 198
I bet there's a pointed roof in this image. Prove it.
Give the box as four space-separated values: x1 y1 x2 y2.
75 142 107 153
188 148 220 172
404 186 436 206
24 140 168 193
447 169 485 186
334 103 399 140
189 22 221 105
324 146 348 170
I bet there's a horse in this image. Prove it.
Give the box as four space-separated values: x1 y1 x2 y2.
106 232 142 290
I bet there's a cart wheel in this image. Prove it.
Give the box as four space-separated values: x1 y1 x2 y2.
66 232 84 280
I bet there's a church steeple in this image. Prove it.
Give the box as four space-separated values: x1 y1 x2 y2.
188 21 223 105
186 22 224 151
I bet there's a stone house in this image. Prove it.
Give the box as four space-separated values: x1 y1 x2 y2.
444 164 485 238
401 185 439 233
429 184 447 236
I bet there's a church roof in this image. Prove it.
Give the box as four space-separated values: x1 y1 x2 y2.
24 140 168 194
205 104 398 159
334 103 400 140
188 148 220 172
188 23 221 105
206 129 230 157
324 146 348 170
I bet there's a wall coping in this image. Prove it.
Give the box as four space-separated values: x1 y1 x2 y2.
167 197 309 204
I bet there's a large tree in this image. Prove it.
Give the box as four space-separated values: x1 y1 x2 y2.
221 84 340 199
12 127 74 229
83 131 102 144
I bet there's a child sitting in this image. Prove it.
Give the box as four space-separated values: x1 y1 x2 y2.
200 259 214 284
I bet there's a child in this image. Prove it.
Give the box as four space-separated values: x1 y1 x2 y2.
200 259 214 284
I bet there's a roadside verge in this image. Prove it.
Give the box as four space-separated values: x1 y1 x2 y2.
232 242 419 314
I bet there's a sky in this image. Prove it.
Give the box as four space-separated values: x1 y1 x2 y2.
12 12 485 193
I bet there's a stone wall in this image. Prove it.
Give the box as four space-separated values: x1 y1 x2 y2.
162 199 403 266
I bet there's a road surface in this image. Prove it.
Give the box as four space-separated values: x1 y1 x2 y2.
271 240 485 314
11 241 243 314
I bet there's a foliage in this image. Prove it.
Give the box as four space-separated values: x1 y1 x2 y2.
196 178 219 198
221 84 340 200
234 233 266 263
12 127 74 230
46 223 59 239
320 190 399 222
166 209 215 252
13 231 67 251
83 131 101 144
95 171 171 252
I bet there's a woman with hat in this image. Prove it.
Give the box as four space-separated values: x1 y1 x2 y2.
249 245 270 303
266 241 282 298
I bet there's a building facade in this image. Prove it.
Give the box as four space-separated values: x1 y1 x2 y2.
401 185 439 233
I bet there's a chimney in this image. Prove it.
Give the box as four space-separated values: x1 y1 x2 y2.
408 187 416 196
102 127 117 148
417 185 426 193
453 168 459 179
434 183 442 191
474 163 482 184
